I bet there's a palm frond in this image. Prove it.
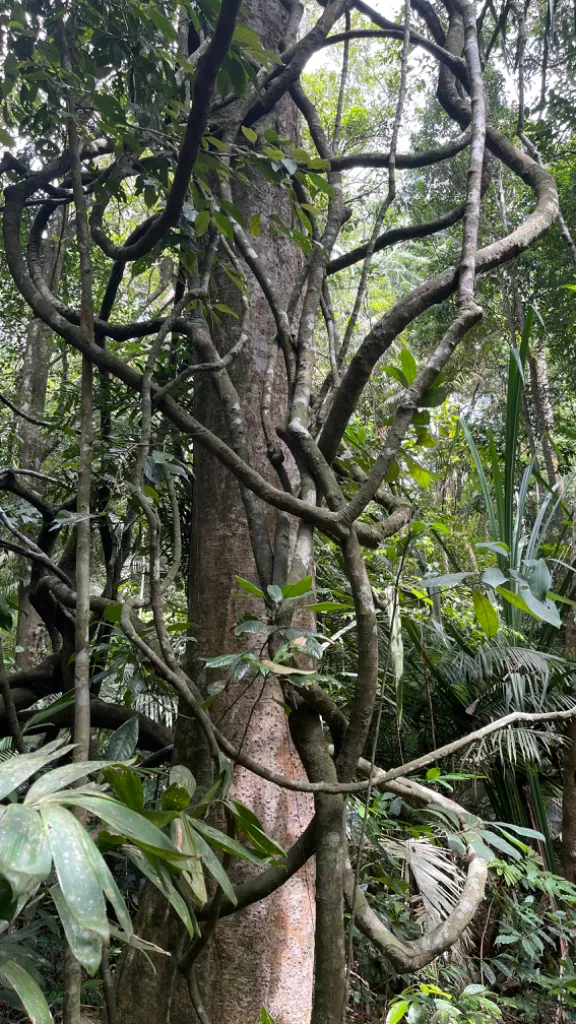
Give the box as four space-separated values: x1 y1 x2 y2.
379 837 465 928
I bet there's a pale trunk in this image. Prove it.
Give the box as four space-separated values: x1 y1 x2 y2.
116 4 315 1022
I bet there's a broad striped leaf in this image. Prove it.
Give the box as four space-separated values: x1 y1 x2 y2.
0 804 51 896
0 957 52 1024
40 804 109 940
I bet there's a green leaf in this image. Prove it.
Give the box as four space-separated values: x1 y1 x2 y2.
421 572 470 589
420 386 447 407
472 590 499 637
386 1000 410 1024
0 128 15 148
267 584 283 604
519 588 561 627
140 810 178 828
125 848 197 936
494 933 520 945
259 660 315 677
191 819 273 865
491 826 527 853
185 826 237 905
188 769 228 818
400 350 417 385
481 567 508 588
213 303 239 318
105 717 139 761
26 758 130 803
147 5 178 41
468 834 497 863
0 804 51 896
109 923 171 957
40 804 109 939
477 541 509 557
102 765 144 812
479 829 522 861
214 211 235 241
23 690 76 733
242 125 258 143
385 460 400 483
233 24 264 50
177 816 207 903
97 831 128 855
248 213 261 236
161 785 191 811
382 365 408 387
175 53 198 75
92 92 126 124
235 618 270 636
496 586 536 618
528 558 552 601
306 171 336 196
224 54 247 96
235 577 265 599
170 765 196 798
404 454 432 489
103 602 123 623
462 424 500 545
547 591 576 606
83 835 132 937
43 792 182 859
204 653 239 669
306 601 351 613
51 884 102 975
493 822 545 841
0 738 75 800
505 308 533 553
195 210 211 237
282 576 313 599
0 957 52 1024
462 984 488 996
227 800 286 859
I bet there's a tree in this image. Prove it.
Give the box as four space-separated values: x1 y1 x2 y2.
0 0 572 1022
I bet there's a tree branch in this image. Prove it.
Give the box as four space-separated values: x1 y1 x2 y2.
89 0 242 263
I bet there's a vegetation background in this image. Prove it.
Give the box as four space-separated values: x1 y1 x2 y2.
1 0 576 1022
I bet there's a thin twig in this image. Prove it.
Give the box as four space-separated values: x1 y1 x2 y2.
332 9 351 151
0 391 53 428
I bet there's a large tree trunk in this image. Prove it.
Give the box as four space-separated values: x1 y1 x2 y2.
116 5 316 1022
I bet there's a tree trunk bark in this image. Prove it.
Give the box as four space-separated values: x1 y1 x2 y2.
116 5 316 1022
16 207 67 669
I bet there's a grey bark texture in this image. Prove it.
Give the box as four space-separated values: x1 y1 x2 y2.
115 5 316 1023
16 206 67 669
